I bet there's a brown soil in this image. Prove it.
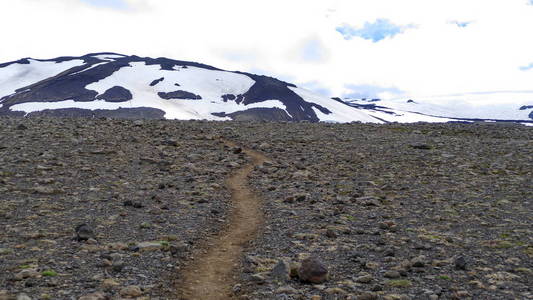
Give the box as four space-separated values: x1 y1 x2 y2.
177 139 268 300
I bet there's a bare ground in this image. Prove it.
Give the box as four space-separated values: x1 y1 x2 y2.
176 140 268 300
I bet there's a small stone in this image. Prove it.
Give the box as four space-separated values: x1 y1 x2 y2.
0 290 9 300
357 292 378 300
16 124 28 130
411 256 427 268
310 296 321 300
455 256 467 270
356 274 373 284
136 242 162 252
325 287 347 294
326 229 338 238
16 294 31 300
289 262 300 278
270 260 290 281
298 257 328 284
15 269 39 280
102 278 120 289
232 147 242 154
411 144 432 150
120 285 143 298
275 286 297 294
258 143 270 150
250 274 265 284
75 224 94 241
78 292 107 300
111 260 125 272
384 270 401 279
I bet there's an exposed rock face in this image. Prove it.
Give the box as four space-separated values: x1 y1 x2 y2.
157 90 202 100
96 86 133 102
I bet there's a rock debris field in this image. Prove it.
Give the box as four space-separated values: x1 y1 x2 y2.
0 117 531 300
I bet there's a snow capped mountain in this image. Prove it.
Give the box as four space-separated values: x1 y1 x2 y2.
341 98 533 125
0 53 379 123
1 53 531 125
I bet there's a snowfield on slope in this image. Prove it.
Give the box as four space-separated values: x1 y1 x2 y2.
0 59 85 99
290 87 381 123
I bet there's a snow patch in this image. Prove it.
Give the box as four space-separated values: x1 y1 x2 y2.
290 87 382 123
92 54 125 61
0 59 85 99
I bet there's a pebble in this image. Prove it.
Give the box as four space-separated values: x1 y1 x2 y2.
120 285 143 298
250 274 266 284
411 256 427 268
455 256 467 270
78 292 107 300
16 294 31 300
275 286 297 294
384 270 401 279
102 278 120 289
15 269 39 280
356 273 373 284
357 292 378 300
270 260 290 281
136 241 163 252
75 224 94 241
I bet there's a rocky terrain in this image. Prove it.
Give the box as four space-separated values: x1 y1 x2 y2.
0 117 532 300
233 122 533 300
0 117 247 300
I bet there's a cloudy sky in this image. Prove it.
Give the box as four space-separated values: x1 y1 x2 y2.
1 0 533 104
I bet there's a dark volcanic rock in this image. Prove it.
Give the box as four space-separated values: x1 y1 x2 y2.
158 90 202 100
75 224 94 241
96 86 133 102
213 107 292 122
298 257 328 284
150 77 165 86
26 107 165 119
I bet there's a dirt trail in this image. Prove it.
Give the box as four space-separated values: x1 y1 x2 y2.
177 140 268 300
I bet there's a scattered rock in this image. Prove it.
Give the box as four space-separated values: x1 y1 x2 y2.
136 241 163 252
75 224 94 241
270 260 290 281
78 292 107 300
455 256 467 270
356 273 374 284
384 270 402 279
16 294 31 300
119 285 143 298
298 257 328 284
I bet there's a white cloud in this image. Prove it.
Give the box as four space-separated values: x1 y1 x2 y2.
1 0 533 105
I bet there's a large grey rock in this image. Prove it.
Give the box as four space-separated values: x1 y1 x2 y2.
298 257 328 284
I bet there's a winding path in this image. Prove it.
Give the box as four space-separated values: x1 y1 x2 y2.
177 140 267 300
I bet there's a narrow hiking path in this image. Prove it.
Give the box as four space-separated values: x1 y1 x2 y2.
177 139 268 300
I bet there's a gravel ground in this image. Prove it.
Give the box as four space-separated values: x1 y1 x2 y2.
1 118 532 300
0 117 246 300
230 122 532 300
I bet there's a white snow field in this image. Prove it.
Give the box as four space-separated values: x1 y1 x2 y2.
2 54 531 123
0 59 85 99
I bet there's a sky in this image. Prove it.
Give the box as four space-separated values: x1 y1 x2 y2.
1 0 533 105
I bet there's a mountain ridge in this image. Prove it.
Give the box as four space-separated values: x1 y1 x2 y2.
0 53 378 123
1 53 531 124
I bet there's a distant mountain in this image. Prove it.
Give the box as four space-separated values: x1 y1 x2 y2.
0 53 378 123
1 53 531 125
341 98 533 125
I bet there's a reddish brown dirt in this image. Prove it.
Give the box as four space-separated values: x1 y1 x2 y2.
177 140 267 300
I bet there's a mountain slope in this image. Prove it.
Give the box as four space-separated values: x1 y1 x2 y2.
342 98 533 125
0 53 379 123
